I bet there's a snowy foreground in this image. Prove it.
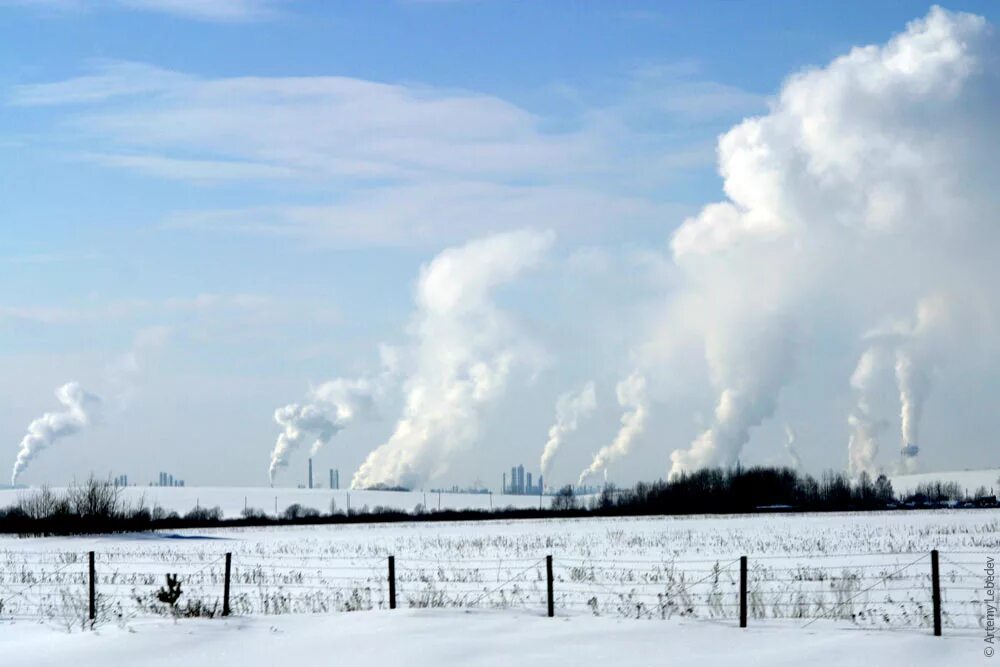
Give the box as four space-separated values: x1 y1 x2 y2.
1 511 997 665
0 609 977 667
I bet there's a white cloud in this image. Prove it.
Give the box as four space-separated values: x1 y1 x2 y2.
0 293 272 326
13 62 597 181
10 59 721 245
163 182 679 247
116 0 279 21
2 0 281 22
9 61 189 106
79 153 296 183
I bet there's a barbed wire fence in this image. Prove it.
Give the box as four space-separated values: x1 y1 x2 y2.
0 548 990 634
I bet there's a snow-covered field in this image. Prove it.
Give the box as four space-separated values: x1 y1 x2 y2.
0 486 554 519
1 510 996 665
0 610 978 667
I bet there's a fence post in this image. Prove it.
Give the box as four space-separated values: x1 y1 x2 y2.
739 555 747 628
931 549 941 637
546 555 554 618
88 550 96 623
388 555 396 610
223 552 232 617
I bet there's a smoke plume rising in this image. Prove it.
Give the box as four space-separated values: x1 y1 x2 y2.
539 381 596 484
846 294 953 475
783 424 801 470
269 348 397 484
352 229 553 490
11 382 101 485
659 7 998 478
891 295 951 472
847 346 890 475
578 372 647 486
895 349 926 471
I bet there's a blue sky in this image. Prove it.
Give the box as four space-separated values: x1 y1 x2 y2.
1 1 998 489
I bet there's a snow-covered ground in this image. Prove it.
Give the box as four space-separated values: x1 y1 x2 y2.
0 609 978 667
1 511 996 664
0 486 554 518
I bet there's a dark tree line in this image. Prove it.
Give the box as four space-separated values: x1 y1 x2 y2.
579 467 896 515
2 467 993 536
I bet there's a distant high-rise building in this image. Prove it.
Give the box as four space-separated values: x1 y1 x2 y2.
502 464 544 495
156 471 184 487
330 468 340 490
308 458 313 489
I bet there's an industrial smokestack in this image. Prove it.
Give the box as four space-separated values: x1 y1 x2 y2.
308 458 313 489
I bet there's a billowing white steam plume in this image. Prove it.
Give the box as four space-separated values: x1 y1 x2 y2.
892 295 951 472
669 323 794 477
847 294 952 475
895 349 927 471
352 229 553 490
539 381 596 484
269 348 397 484
783 424 801 470
11 382 101 485
847 346 890 475
663 8 997 477
578 372 647 486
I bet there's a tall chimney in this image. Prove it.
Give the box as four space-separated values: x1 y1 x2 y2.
308 458 313 489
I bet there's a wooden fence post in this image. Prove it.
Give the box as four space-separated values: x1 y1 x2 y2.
546 555 554 618
931 549 941 636
223 552 232 617
88 550 96 623
388 555 396 610
739 555 747 628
